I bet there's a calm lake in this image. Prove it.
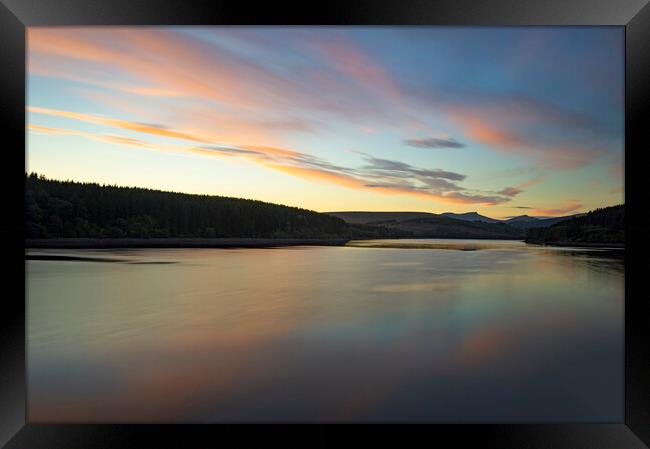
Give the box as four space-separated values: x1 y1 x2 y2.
26 239 624 422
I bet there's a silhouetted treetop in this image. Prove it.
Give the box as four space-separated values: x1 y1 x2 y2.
525 205 624 244
26 173 403 239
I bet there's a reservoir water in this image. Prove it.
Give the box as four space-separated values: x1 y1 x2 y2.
26 239 624 422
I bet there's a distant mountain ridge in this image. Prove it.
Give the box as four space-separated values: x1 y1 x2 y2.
503 215 539 224
503 214 588 229
325 210 597 240
328 211 524 239
328 211 585 228
440 212 500 223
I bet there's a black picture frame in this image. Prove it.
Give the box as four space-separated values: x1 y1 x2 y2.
1 0 649 447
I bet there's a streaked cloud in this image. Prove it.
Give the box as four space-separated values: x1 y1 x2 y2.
28 124 153 149
360 157 466 181
195 146 512 205
26 27 623 214
530 201 583 216
29 106 208 143
496 176 543 197
404 137 465 149
28 116 514 206
445 108 605 169
497 186 523 197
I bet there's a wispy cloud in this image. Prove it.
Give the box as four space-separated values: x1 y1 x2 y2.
529 201 583 216
28 28 621 172
497 187 523 197
404 137 465 149
28 114 516 206
198 147 512 205
26 27 623 213
27 28 418 133
446 110 603 169
359 157 466 181
29 106 208 143
496 176 543 197
28 124 154 149
400 81 615 169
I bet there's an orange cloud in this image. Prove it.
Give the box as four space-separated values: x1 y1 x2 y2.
28 28 296 113
28 106 208 143
530 201 583 216
28 28 426 137
28 29 117 63
448 108 603 169
28 27 617 178
267 164 366 190
463 117 524 149
266 164 503 206
497 176 544 197
517 176 544 190
28 124 152 149
27 110 509 206
312 36 402 102
119 86 182 97
28 57 182 100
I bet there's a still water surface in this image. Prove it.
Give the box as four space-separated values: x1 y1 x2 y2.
27 239 624 422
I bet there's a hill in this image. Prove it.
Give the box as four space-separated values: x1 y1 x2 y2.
525 205 624 245
503 215 540 226
28 174 608 243
25 174 407 240
440 212 500 223
505 214 587 229
327 211 524 239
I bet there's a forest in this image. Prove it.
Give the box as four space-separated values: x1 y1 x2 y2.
25 174 407 239
525 204 624 244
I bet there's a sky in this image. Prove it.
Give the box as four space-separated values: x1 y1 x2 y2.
26 27 624 218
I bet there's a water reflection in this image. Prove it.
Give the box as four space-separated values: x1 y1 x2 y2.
27 240 623 422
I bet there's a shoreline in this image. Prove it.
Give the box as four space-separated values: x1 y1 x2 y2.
25 236 523 249
524 240 624 249
26 237 623 250
25 238 351 249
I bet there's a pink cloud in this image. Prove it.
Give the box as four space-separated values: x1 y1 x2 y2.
530 201 583 216
27 113 508 206
28 124 152 149
446 107 604 169
29 106 208 143
28 27 618 176
28 28 427 136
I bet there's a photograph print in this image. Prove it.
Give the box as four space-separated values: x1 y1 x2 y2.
25 26 624 423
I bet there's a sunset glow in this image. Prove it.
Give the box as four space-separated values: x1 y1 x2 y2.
27 27 624 218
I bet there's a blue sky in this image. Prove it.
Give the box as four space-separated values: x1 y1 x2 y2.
27 26 624 217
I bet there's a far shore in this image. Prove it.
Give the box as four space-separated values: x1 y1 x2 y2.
26 237 624 250
26 236 523 250
26 238 351 249
525 241 624 249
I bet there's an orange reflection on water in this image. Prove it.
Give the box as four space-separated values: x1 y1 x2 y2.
27 243 624 422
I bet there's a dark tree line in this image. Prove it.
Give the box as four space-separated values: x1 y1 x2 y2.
25 173 376 239
525 205 624 244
